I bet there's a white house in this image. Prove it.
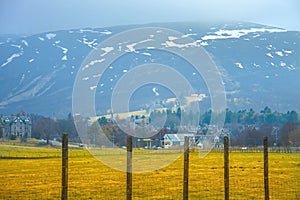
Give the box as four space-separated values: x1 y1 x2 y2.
163 133 195 148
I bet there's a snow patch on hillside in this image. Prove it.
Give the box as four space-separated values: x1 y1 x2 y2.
78 29 112 34
235 62 244 69
288 65 296 70
280 61 286 67
1 53 23 67
101 47 114 56
202 27 287 40
275 51 283 57
126 39 153 52
81 38 97 48
152 87 159 96
162 39 201 48
22 40 28 46
46 33 56 39
168 36 178 41
200 41 208 46
79 29 99 33
56 45 68 54
141 52 151 56
100 30 112 35
90 86 97 90
283 49 292 54
89 59 105 66
61 55 67 60
11 44 21 49
182 33 197 38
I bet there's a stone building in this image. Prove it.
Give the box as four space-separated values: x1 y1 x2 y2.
0 112 32 139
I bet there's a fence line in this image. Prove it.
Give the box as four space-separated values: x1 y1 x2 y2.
117 136 280 199
0 135 298 199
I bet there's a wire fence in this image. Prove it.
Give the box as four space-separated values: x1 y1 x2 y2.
0 136 299 200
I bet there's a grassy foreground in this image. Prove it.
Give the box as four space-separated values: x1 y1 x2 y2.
0 145 299 199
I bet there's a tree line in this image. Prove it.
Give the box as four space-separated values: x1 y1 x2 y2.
27 106 300 147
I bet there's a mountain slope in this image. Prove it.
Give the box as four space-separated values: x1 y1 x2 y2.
0 21 299 117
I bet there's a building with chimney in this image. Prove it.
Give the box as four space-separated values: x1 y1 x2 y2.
0 112 32 139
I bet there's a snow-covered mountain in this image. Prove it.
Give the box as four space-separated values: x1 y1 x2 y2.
0 21 300 117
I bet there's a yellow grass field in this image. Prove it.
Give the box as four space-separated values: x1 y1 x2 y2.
0 144 299 199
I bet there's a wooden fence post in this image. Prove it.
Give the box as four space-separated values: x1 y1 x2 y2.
264 136 269 200
224 136 229 200
61 133 68 200
127 135 133 200
183 136 189 200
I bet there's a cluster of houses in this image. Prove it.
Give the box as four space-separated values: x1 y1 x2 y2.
135 131 226 150
0 112 32 139
109 112 228 149
163 129 227 149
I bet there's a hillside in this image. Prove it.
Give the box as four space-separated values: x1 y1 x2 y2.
0 21 300 117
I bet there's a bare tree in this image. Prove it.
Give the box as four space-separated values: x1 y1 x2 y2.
32 117 57 144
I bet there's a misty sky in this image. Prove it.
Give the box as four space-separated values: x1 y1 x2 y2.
0 0 299 35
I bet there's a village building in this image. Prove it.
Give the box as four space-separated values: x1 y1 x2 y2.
0 112 32 139
163 133 195 148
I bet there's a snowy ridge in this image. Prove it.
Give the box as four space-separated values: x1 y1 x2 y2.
202 27 287 40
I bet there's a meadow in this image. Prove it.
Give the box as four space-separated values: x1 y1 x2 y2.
0 143 299 199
